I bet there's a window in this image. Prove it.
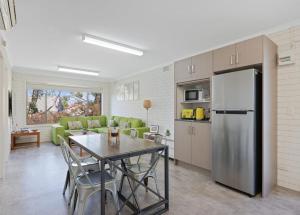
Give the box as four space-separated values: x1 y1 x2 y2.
26 87 102 125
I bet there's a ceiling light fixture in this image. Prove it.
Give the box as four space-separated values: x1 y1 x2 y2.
57 66 99 76
82 34 144 56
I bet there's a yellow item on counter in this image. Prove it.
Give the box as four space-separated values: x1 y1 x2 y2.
181 109 194 119
195 107 205 120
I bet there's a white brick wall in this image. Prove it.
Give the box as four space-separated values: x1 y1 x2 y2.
110 65 175 140
12 72 111 143
269 26 300 191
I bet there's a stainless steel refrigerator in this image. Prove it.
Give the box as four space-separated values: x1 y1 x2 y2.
211 68 262 196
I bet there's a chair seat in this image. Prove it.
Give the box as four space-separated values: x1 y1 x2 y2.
126 163 152 175
80 156 98 166
77 171 114 186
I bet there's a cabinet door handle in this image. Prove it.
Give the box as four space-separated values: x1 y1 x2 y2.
230 55 233 65
236 52 239 64
191 65 195 73
188 65 192 74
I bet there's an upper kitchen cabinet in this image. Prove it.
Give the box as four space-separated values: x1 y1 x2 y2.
235 36 263 68
213 36 264 72
175 51 213 83
213 44 236 72
174 57 192 83
191 51 213 80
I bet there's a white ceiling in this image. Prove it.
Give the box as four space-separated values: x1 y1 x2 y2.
3 0 300 80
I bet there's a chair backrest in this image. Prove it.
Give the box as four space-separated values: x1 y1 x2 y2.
130 128 137 138
150 134 163 165
154 134 163 144
60 136 95 186
58 135 69 165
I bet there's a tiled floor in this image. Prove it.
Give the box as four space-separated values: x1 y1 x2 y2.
0 143 300 215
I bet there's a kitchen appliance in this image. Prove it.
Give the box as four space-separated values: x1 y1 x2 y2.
195 107 205 120
181 109 194 119
184 89 203 102
211 68 262 196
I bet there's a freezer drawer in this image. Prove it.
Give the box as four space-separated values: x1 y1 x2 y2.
212 69 257 110
212 110 257 195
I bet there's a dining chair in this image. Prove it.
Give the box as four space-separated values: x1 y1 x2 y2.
130 128 137 138
61 138 120 215
58 136 99 206
123 134 163 196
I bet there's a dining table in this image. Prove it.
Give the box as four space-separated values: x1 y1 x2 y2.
69 133 169 215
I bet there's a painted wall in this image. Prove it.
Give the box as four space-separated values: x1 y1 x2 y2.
12 70 111 142
0 36 12 179
269 26 300 191
110 65 175 140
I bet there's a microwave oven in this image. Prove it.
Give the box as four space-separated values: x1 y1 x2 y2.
184 89 203 102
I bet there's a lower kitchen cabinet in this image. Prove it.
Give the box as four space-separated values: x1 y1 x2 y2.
174 121 192 164
191 123 211 170
174 120 211 170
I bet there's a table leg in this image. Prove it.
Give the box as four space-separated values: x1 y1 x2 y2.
100 159 105 215
164 146 169 210
11 135 15 150
37 133 40 147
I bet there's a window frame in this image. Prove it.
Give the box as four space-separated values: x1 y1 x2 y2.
26 85 102 126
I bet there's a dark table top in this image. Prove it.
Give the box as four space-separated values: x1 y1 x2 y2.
69 133 166 160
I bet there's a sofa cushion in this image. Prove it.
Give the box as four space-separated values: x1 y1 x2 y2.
109 119 118 127
68 121 83 130
92 116 107 127
64 129 81 137
130 119 143 128
121 128 131 136
87 120 101 128
78 116 93 129
87 128 98 133
119 121 131 129
96 127 108 133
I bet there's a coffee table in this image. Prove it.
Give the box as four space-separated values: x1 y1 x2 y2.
11 130 40 150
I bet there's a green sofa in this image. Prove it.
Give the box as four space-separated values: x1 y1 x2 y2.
51 115 149 145
110 115 150 139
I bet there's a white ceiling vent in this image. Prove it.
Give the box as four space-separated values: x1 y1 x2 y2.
0 0 16 30
278 50 295 66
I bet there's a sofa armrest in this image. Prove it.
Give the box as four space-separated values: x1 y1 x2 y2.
51 124 65 145
135 127 150 138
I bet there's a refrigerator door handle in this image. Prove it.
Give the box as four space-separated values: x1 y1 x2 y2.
215 110 249 115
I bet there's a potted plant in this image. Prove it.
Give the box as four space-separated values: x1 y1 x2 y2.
165 129 171 137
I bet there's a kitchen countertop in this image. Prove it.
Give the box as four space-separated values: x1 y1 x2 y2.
175 119 211 123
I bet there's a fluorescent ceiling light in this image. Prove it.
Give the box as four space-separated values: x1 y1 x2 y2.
57 66 99 76
82 34 144 56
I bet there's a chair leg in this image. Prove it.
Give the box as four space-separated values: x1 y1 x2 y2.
71 189 78 215
68 182 76 206
77 189 91 215
144 177 149 192
131 179 139 208
63 171 70 195
153 171 160 196
118 174 125 192
110 183 120 215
